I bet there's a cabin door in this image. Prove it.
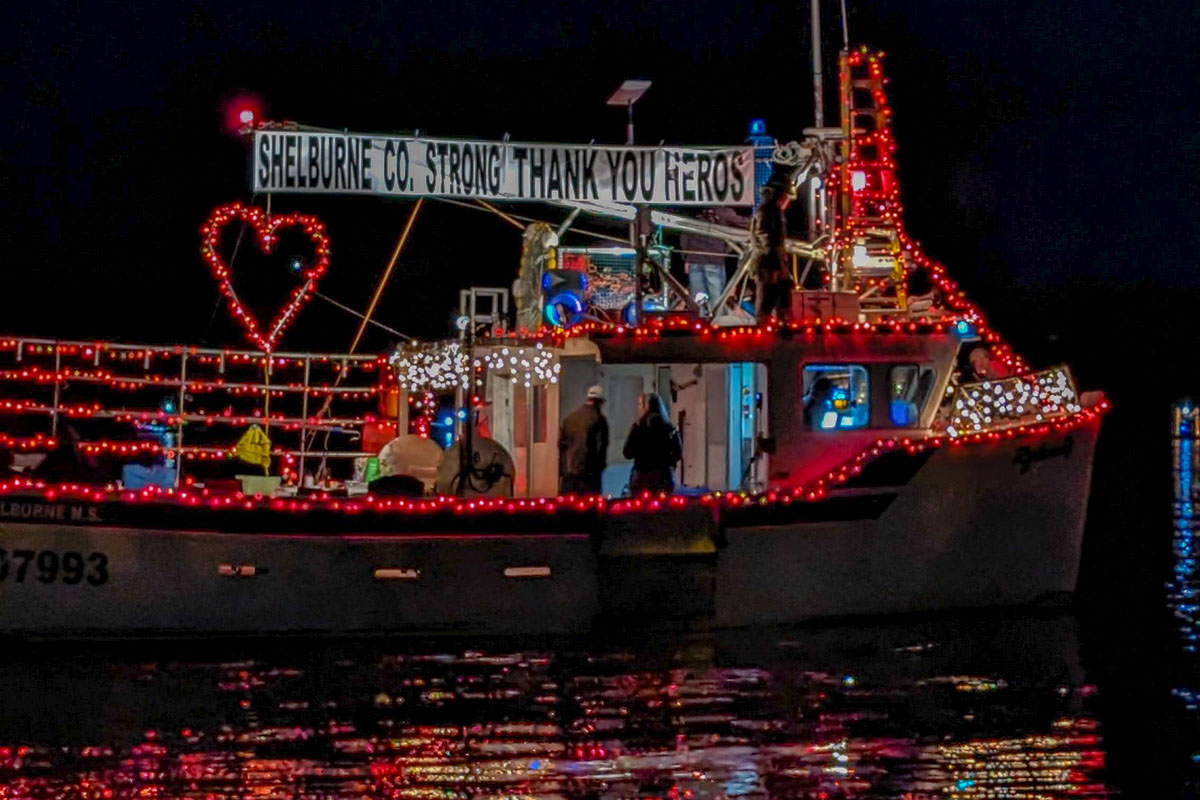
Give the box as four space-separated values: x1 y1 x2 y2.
673 363 768 492
595 363 660 496
489 374 559 497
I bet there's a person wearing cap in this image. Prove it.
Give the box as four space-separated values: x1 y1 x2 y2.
559 385 609 494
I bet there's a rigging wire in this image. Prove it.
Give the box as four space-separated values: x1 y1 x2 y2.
430 196 628 245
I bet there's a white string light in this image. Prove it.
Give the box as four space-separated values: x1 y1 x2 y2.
388 342 469 392
475 343 560 388
947 366 1081 437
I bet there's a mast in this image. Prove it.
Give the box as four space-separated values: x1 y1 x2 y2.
811 0 824 127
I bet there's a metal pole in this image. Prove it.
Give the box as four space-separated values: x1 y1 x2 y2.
526 384 536 497
50 344 61 437
348 197 424 355
298 356 311 485
812 0 825 128
632 221 644 326
626 101 634 146
174 351 187 487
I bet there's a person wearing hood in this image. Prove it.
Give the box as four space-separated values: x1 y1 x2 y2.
622 392 682 495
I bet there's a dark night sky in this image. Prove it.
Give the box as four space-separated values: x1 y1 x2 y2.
3 0 1197 350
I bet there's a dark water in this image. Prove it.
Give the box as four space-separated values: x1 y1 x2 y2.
0 614 1124 799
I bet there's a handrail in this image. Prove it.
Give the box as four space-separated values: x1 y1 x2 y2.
0 336 385 364
0 334 400 486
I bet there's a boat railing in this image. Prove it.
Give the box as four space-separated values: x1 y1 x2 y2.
0 336 393 486
944 365 1082 438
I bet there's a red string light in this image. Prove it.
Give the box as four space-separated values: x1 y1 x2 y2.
0 401 1107 517
0 433 57 451
199 202 331 353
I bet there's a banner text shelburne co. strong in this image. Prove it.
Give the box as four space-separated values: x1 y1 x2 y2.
252 131 755 206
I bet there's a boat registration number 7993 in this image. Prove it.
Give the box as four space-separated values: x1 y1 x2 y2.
0 549 108 585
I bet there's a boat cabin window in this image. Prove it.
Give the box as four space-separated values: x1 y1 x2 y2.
802 365 869 431
889 365 936 427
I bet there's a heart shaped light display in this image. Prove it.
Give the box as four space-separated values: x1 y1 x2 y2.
199 202 331 352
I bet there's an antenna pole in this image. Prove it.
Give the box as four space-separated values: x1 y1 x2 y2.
811 0 824 127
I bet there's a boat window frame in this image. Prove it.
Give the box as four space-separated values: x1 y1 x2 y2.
800 363 871 432
887 363 937 428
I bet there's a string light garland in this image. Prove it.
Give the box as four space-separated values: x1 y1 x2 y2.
0 339 387 372
947 366 1081 437
0 365 379 398
0 433 57 451
199 202 331 352
487 314 966 344
389 342 470 392
825 47 1029 375
477 344 560 387
0 401 1107 517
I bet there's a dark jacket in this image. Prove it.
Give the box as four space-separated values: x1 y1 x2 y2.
559 401 609 477
680 230 726 267
622 412 683 475
751 202 785 247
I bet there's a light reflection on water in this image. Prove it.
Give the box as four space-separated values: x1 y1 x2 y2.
0 615 1109 799
1170 400 1200 791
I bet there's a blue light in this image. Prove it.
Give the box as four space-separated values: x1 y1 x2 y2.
442 416 453 426
954 320 975 337
544 291 584 327
541 273 552 290
622 297 667 325
749 118 766 135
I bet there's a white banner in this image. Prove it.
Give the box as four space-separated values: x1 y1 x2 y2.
252 131 755 206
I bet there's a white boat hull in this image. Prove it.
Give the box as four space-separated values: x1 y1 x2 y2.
0 422 1097 636
716 423 1098 624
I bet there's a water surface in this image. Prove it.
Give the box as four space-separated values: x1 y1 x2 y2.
0 614 1114 798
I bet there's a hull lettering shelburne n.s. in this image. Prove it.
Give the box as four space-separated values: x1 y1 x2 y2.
252 131 754 206
0 501 101 523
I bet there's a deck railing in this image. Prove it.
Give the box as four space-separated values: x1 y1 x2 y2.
0 336 393 485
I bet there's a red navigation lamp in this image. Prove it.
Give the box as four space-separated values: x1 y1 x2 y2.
222 93 265 136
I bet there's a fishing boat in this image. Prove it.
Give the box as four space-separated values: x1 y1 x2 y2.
0 42 1107 637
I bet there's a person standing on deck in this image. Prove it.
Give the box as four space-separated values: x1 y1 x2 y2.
559 385 609 495
680 208 729 316
750 184 791 322
622 392 683 495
